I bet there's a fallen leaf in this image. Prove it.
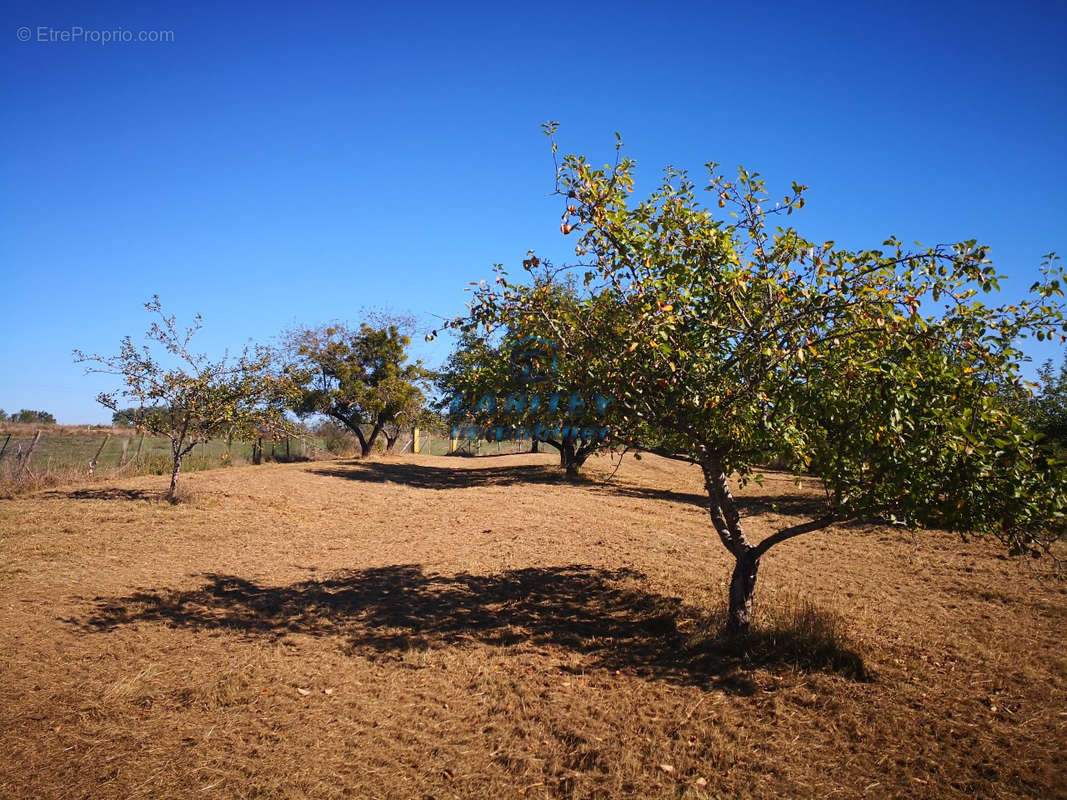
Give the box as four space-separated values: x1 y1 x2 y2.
296 688 311 696
659 763 675 773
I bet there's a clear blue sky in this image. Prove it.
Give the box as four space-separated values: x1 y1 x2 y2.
2 0 1065 423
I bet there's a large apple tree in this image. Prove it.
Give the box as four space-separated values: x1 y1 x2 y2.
447 126 1067 633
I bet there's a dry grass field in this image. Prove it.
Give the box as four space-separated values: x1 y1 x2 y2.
0 453 1064 799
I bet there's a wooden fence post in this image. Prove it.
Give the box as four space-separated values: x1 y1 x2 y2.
88 434 111 476
120 438 130 466
15 430 42 478
0 433 10 461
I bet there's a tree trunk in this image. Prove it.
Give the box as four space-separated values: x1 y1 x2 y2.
701 458 761 635
727 548 760 635
530 439 539 454
168 454 182 499
360 421 385 457
560 439 578 476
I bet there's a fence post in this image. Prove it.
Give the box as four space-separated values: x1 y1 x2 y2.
15 430 42 478
120 438 129 467
89 433 111 476
0 433 10 461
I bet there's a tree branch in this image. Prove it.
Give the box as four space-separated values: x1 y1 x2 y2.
754 514 839 558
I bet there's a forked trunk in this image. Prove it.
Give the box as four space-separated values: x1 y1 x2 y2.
357 421 385 458
727 549 760 635
701 458 761 635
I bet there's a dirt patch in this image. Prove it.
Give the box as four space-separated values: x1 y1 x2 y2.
0 453 1063 799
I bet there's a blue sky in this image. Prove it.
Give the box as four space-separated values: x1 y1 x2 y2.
2 0 1065 423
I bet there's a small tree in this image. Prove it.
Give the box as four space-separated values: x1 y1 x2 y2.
283 321 429 458
75 297 289 499
451 127 1067 633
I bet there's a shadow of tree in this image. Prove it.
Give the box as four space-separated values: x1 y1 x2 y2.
310 461 580 489
309 461 830 518
78 564 868 691
42 488 158 502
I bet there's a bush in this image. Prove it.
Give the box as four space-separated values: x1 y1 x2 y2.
314 421 359 455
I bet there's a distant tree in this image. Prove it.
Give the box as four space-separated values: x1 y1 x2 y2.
13 410 56 425
450 127 1067 633
1032 354 1067 451
0 409 7 423
437 308 612 475
111 406 176 427
282 321 429 458
75 296 291 499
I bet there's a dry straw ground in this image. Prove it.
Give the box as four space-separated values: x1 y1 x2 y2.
0 453 1063 799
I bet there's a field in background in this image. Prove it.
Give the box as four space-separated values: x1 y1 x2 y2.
0 452 1063 799
0 424 556 495
0 424 329 470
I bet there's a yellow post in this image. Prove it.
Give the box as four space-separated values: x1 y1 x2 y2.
450 434 457 453
413 427 421 454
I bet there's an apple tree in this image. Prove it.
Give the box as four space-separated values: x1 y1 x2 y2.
436 274 613 474
75 297 291 499
449 126 1067 633
283 322 429 458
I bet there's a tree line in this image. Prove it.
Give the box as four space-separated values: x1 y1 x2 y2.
0 409 56 425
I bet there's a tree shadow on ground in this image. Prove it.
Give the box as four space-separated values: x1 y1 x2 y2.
77 564 868 693
310 461 580 490
41 487 158 502
309 461 829 518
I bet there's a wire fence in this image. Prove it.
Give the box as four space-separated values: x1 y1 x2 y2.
402 429 538 457
0 426 333 493
0 425 546 495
